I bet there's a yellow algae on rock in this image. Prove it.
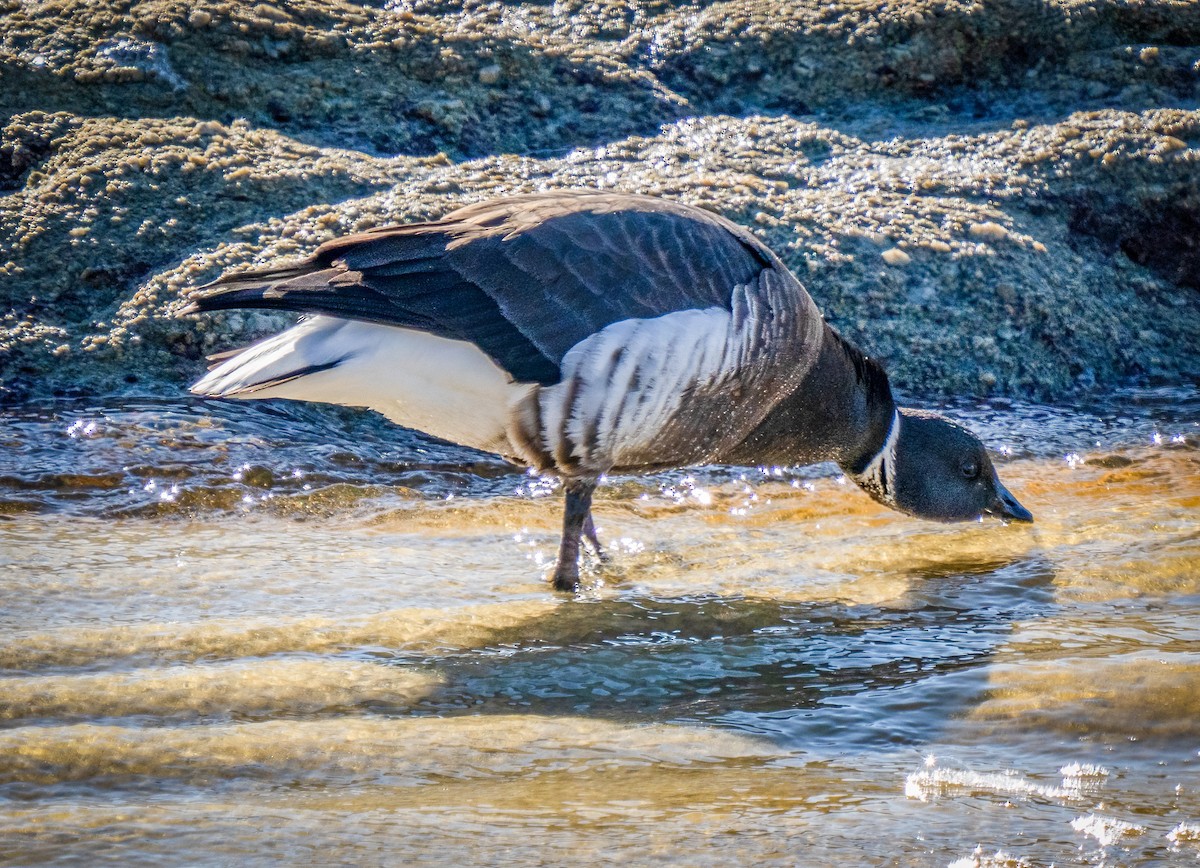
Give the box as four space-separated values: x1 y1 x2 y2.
0 659 442 722
0 715 774 787
968 221 1009 241
0 0 1197 401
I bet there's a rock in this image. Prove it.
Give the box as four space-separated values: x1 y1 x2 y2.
969 222 1009 242
0 0 1197 402
92 36 188 92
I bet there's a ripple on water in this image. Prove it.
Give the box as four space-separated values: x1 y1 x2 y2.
1 388 1199 865
0 387 1196 520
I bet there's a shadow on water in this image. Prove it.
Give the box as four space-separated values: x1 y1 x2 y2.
376 552 1058 755
0 397 520 518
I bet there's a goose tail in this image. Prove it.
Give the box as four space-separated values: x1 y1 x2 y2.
177 258 321 316
189 316 348 399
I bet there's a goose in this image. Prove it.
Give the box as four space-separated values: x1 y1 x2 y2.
184 191 1032 590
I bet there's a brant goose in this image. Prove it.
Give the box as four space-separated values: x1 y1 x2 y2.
185 192 1032 590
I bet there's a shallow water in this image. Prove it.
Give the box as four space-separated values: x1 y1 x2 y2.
1 388 1198 866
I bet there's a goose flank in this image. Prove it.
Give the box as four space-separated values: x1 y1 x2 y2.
184 191 1033 591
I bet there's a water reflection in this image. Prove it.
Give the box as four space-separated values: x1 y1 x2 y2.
393 554 1057 755
0 386 1195 520
0 398 519 519
0 388 1198 866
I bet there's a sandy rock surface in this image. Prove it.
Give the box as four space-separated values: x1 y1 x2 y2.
1 0 1197 399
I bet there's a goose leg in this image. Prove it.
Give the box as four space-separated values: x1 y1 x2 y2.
553 478 596 592
582 511 608 563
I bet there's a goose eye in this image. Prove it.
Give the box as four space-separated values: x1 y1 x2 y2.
960 460 979 479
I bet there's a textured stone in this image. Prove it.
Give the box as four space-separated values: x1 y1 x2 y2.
0 0 1197 400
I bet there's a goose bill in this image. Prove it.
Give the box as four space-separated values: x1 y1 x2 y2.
985 480 1034 523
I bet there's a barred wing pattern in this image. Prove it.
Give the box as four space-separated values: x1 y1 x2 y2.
188 193 776 385
188 192 825 475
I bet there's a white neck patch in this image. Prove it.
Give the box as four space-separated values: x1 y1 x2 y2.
851 409 900 505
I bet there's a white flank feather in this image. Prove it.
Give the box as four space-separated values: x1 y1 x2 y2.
191 316 533 457
541 306 736 470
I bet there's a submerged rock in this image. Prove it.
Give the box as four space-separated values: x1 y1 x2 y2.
0 1 1197 400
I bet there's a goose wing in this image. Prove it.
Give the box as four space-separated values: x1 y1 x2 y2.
184 192 781 386
532 265 825 474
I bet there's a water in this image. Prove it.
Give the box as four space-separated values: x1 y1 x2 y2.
1 389 1198 866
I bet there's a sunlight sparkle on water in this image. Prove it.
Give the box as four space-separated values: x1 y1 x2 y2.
1169 822 1200 844
3 390 1200 866
1071 814 1146 847
65 419 99 438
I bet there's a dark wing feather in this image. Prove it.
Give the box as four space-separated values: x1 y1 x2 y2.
184 192 778 385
